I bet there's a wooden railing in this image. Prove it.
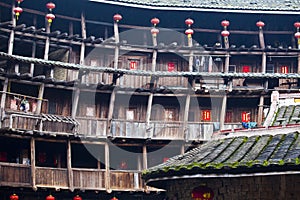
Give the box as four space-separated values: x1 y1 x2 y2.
73 168 105 190
0 162 31 186
110 170 143 191
0 163 147 191
149 121 184 139
76 117 107 137
110 119 146 138
187 122 214 141
35 167 68 188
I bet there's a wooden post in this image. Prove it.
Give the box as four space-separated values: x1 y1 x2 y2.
142 144 147 170
0 78 8 110
107 90 116 136
262 52 267 73
298 54 300 74
105 142 110 192
67 140 74 191
183 94 191 141
30 137 37 191
113 19 120 69
30 15 37 76
187 34 194 72
224 54 230 73
257 95 264 126
145 94 153 138
8 1 16 56
79 12 87 82
71 88 80 118
35 83 44 115
258 27 265 49
219 94 227 131
180 143 185 155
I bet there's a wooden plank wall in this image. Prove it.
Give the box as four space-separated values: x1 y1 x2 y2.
35 167 68 188
73 169 105 190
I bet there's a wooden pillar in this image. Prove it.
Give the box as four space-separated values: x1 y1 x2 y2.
105 142 110 192
297 54 300 74
224 53 230 73
262 52 267 73
187 34 194 72
180 143 185 155
258 26 265 49
8 1 16 56
142 144 147 170
107 90 116 136
44 24 51 77
219 94 227 131
79 12 87 82
29 15 37 76
0 78 9 110
30 137 37 191
71 88 80 118
67 140 74 191
183 94 191 141
145 94 153 138
113 19 120 69
35 83 44 115
257 95 264 126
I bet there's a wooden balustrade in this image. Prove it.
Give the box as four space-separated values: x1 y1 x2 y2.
187 122 214 141
110 120 146 138
73 168 105 190
35 167 68 188
76 117 107 136
0 163 31 187
149 121 184 139
110 170 143 191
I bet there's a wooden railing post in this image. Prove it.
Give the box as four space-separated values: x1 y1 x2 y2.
67 140 74 191
105 142 111 192
30 137 37 191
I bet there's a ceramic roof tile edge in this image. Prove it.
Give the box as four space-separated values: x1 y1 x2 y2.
89 0 300 14
142 132 300 181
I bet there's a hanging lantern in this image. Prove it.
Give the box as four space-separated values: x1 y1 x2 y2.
221 20 230 28
294 22 300 28
295 32 300 39
46 2 56 11
185 18 194 27
46 195 55 200
256 21 265 29
110 197 118 200
16 0 23 5
46 13 55 24
10 194 19 200
221 30 230 37
151 27 159 37
185 28 194 38
113 14 122 23
151 17 160 26
13 7 23 20
191 186 214 200
73 195 82 200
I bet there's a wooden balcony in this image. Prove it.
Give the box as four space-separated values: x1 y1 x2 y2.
111 119 146 138
0 163 31 187
76 117 107 137
0 163 148 191
148 121 184 140
73 168 105 190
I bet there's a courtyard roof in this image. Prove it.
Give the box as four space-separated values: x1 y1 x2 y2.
143 131 300 186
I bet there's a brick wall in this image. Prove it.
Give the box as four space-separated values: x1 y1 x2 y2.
166 174 300 200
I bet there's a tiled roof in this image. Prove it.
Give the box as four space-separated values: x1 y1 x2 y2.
272 105 300 126
91 0 300 12
143 132 300 181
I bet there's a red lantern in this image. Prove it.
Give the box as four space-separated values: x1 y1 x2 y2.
110 197 118 200
294 22 300 28
295 32 300 39
113 14 122 22
10 194 19 200
221 20 230 27
13 6 23 19
256 21 265 28
73 195 82 200
221 30 230 37
46 13 55 23
185 18 194 27
151 17 160 26
46 195 55 200
185 28 194 38
192 186 214 200
46 2 56 10
151 27 159 36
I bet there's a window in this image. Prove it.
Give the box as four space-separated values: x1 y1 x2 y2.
242 65 250 73
241 111 250 122
168 62 175 72
280 65 288 74
202 110 211 121
129 61 138 70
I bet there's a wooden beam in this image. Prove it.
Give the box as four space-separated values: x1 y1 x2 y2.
35 83 44 115
30 137 37 191
67 139 74 191
105 142 110 192
107 90 116 137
